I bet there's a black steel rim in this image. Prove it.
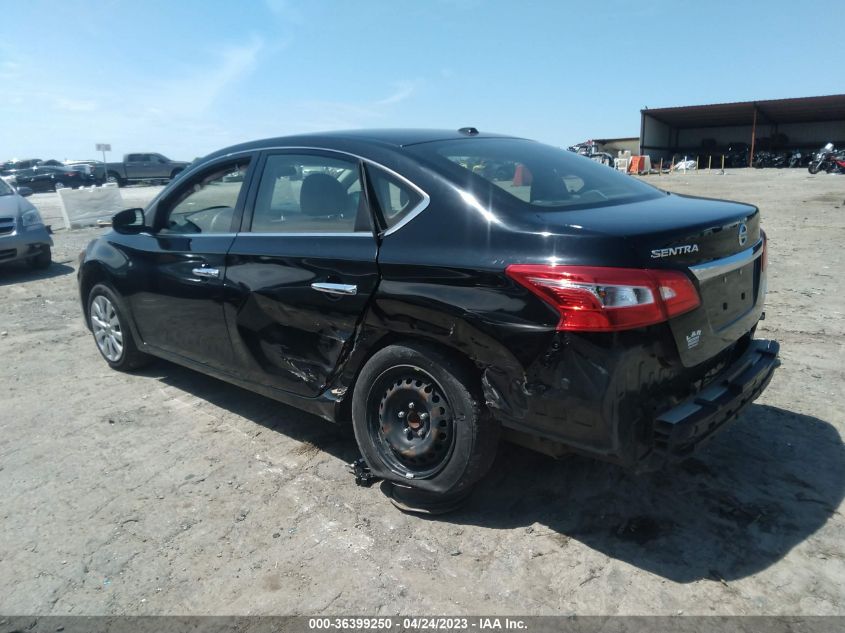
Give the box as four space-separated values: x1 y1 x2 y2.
367 365 455 479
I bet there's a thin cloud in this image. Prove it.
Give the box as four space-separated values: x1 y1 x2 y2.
294 80 423 130
0 60 20 80
374 81 417 107
55 98 98 112
0 35 267 159
158 35 265 114
264 0 305 24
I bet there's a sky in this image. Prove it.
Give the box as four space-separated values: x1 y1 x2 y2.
1 0 842 162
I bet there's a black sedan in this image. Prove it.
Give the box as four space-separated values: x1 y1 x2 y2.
13 165 96 192
77 129 779 511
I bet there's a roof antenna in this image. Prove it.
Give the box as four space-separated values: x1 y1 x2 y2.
458 127 479 136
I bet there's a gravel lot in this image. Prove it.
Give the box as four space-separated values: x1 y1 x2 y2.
1 169 843 616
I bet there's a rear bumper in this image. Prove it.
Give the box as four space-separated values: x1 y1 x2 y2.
485 328 779 468
643 338 780 469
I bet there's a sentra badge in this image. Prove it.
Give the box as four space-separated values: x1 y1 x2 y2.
651 244 699 258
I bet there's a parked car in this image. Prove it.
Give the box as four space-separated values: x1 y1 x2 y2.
1 158 43 179
65 160 107 184
1 158 42 171
12 165 96 192
78 129 779 512
0 179 52 269
105 152 190 187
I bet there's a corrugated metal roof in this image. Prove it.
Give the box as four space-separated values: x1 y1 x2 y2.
642 94 845 127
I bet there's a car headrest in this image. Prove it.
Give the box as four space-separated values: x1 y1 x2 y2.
300 173 346 216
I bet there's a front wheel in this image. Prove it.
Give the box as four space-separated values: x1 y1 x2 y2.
808 161 822 174
351 343 499 511
87 283 152 371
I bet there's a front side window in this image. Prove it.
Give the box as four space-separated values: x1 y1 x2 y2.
408 138 662 211
250 154 368 233
158 159 250 234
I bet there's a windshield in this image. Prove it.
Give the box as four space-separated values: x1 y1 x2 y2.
408 137 663 210
0 179 13 196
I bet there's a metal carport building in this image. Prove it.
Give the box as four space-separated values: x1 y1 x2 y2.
640 94 845 165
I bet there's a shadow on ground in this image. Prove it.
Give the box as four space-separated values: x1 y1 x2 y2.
134 360 844 585
447 404 844 583
0 261 74 286
138 360 361 464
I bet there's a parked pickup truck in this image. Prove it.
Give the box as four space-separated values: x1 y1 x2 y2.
105 153 190 187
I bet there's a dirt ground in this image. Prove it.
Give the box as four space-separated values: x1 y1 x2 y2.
1 169 843 616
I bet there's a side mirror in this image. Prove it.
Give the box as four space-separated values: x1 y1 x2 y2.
17 186 33 197
112 208 147 234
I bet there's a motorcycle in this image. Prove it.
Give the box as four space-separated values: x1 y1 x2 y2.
753 151 788 168
808 143 845 174
726 142 750 167
788 149 803 168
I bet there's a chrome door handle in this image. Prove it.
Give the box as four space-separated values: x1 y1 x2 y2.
192 267 220 279
311 282 357 296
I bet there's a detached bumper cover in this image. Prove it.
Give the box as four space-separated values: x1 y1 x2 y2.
650 339 780 463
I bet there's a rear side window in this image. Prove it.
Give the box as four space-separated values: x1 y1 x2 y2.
409 138 661 211
250 154 370 234
367 167 423 229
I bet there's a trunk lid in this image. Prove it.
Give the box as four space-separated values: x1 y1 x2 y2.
532 193 765 367
538 193 759 265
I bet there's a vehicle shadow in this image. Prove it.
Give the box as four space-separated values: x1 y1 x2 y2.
128 361 844 583
136 360 361 464
443 403 844 583
0 261 74 286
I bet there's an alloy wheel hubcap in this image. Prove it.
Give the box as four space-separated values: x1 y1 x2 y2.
371 368 455 478
90 295 124 362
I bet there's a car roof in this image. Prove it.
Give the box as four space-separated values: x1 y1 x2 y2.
204 128 518 161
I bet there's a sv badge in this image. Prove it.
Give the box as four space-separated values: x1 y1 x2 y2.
686 330 702 349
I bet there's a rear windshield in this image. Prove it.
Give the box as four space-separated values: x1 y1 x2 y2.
408 137 662 210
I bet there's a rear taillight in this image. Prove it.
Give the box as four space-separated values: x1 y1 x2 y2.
505 265 700 332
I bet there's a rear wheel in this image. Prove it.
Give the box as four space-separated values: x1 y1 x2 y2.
352 343 499 512
28 246 51 270
106 172 124 187
53 180 66 191
87 283 151 371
